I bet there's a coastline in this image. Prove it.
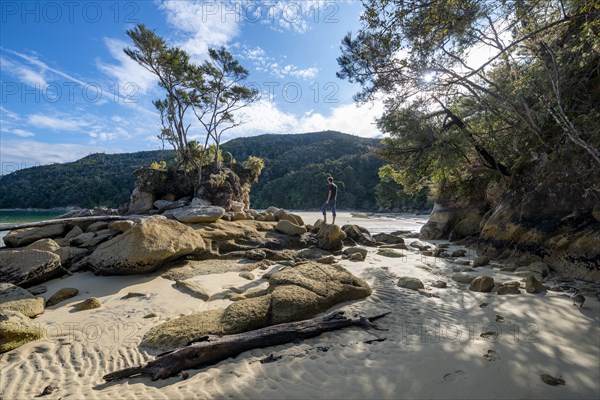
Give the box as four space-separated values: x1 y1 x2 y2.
1 211 598 399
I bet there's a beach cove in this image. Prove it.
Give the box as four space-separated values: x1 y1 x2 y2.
1 212 598 399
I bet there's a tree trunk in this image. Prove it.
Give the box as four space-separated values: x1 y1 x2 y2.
0 215 134 232
103 311 389 382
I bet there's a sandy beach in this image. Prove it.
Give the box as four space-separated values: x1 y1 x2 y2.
1 212 598 399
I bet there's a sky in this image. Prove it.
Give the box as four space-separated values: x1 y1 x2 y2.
0 0 386 174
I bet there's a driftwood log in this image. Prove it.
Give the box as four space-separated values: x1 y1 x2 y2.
103 311 389 382
0 215 136 231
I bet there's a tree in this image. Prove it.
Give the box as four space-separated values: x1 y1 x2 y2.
338 0 600 196
125 24 200 172
125 24 258 193
193 47 259 168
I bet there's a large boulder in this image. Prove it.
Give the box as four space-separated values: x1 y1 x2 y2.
25 238 60 253
373 233 405 245
396 276 425 291
469 276 495 292
0 283 45 317
342 225 376 246
0 310 44 353
317 224 346 251
275 220 307 236
127 187 156 215
89 216 206 275
267 262 371 323
0 249 63 287
170 206 226 223
3 224 67 248
141 262 370 351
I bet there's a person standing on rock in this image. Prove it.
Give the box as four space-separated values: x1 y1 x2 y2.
322 176 337 224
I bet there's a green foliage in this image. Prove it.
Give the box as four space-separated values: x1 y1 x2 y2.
339 0 600 200
149 161 167 171
0 151 174 209
241 156 265 182
223 131 394 210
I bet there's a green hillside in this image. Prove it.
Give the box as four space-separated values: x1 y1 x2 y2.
222 131 384 210
0 150 174 209
0 131 424 211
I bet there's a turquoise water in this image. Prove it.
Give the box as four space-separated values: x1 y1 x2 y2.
0 210 64 225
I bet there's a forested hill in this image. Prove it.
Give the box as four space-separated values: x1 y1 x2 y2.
0 131 386 210
222 131 384 210
0 150 174 209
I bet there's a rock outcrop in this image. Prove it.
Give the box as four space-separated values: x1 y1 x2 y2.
316 224 346 251
0 310 44 353
89 216 206 275
0 249 63 287
141 262 371 350
0 283 45 317
3 224 67 247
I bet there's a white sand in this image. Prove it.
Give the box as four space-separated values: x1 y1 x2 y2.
1 211 598 399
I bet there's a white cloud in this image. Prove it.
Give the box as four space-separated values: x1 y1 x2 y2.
251 1 330 34
0 56 48 87
96 38 158 95
236 44 319 80
12 129 35 138
158 0 241 61
223 98 383 141
0 139 118 167
27 114 89 132
298 101 384 137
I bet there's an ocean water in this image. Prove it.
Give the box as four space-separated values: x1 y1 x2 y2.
0 210 64 247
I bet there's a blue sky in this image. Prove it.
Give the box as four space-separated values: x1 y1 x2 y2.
0 0 385 173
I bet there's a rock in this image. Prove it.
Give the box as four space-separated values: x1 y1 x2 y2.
46 288 79 307
0 283 45 317
410 241 431 251
89 216 206 275
421 251 434 256
274 209 303 226
528 261 550 277
86 221 109 232
377 249 405 258
239 272 255 280
316 225 346 252
342 225 376 246
373 233 404 245
473 256 490 267
525 275 547 293
230 212 246 221
453 258 471 266
419 200 487 240
28 286 47 295
0 249 63 287
230 201 245 212
127 187 156 215
317 255 336 264
154 199 188 213
451 249 467 258
431 281 447 288
500 263 518 272
56 246 89 265
142 262 370 351
496 285 521 295
451 273 476 284
268 262 371 324
344 247 368 259
26 238 60 253
72 297 102 311
397 277 425 291
69 232 96 247
469 276 495 292
3 224 67 248
171 206 226 223
503 281 522 287
0 310 44 353
257 212 277 222
174 280 210 301
109 220 135 232
190 197 211 207
265 206 280 214
296 247 333 260
274 220 307 236
349 253 365 262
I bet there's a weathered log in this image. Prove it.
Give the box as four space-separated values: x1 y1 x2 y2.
103 311 389 382
0 215 139 231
